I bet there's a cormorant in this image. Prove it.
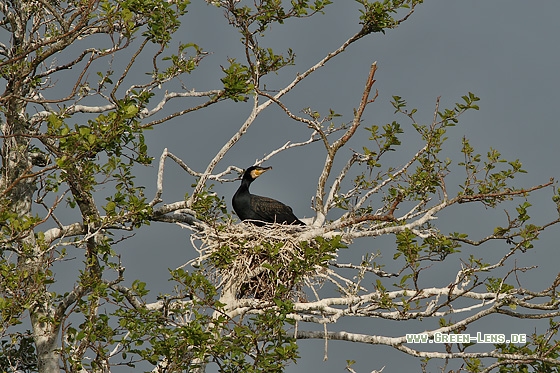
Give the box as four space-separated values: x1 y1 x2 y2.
232 166 305 226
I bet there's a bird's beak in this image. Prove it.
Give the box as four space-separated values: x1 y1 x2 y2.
251 166 272 178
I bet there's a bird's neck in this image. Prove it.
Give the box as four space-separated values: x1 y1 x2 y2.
235 179 252 196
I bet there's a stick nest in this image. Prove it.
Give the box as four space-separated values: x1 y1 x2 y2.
190 222 334 301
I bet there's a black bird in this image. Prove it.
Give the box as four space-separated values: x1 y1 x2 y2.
232 166 305 226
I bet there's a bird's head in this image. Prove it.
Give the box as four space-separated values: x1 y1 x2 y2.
244 165 272 181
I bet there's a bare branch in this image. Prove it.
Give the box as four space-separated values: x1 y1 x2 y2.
314 62 378 226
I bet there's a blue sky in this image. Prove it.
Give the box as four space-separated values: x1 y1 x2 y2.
42 1 560 371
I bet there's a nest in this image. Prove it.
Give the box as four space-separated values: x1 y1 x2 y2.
189 222 332 301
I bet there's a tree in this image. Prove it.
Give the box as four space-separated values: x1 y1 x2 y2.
1 0 560 372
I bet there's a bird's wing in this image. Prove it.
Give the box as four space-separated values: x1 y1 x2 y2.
250 195 299 224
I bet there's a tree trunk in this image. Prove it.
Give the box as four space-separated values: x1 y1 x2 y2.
1 68 61 373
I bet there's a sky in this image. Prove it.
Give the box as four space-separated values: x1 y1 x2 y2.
38 1 560 372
